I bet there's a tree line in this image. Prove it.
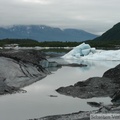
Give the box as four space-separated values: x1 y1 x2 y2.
0 38 120 48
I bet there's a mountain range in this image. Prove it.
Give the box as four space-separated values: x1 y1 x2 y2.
0 25 98 42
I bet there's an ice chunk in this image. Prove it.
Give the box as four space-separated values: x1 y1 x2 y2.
77 43 91 50
81 49 91 56
62 43 120 61
62 43 96 59
91 48 96 53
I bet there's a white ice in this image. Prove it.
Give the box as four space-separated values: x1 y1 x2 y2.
62 43 120 61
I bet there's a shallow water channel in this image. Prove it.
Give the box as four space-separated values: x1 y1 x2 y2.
0 58 120 120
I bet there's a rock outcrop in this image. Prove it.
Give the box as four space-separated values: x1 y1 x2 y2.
111 91 120 103
0 77 21 95
56 63 120 99
103 64 120 84
0 50 52 95
0 49 46 65
56 77 119 99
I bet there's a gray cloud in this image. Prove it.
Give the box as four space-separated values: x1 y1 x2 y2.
0 0 120 35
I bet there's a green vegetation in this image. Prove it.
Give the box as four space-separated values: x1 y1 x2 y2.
85 39 120 48
0 38 39 47
0 38 81 47
38 41 80 47
0 38 120 50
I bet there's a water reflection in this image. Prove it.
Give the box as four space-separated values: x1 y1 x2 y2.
0 58 120 120
49 57 120 71
46 66 62 72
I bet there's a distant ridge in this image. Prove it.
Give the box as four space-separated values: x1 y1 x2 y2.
94 22 120 41
0 25 98 42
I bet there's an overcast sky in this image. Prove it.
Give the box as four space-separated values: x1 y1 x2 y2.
0 0 120 35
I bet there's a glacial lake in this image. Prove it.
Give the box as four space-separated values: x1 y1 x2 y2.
0 57 120 120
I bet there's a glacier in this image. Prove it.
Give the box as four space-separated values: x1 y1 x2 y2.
62 43 120 61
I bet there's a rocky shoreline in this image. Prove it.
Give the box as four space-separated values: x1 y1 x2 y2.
56 64 120 100
30 63 120 120
0 49 87 95
0 49 54 95
30 104 120 120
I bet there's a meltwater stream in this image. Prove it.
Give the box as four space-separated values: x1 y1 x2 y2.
0 58 119 120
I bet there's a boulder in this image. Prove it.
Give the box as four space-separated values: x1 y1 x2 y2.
56 77 119 99
103 64 120 83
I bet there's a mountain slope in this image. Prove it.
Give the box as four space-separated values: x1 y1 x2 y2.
94 22 120 41
0 25 98 42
